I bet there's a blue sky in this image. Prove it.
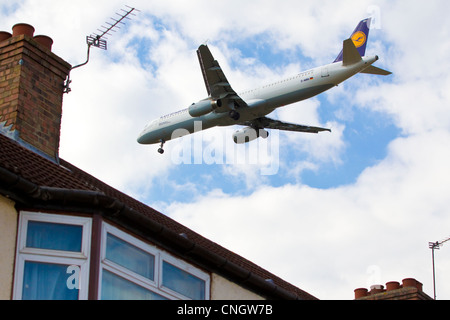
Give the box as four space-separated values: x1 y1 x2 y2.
2 0 450 300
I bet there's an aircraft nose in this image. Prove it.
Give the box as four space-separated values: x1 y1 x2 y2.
137 131 146 144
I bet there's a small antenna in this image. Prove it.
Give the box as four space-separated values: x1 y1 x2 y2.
64 6 140 93
429 235 450 300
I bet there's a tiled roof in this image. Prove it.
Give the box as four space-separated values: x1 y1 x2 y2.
0 133 317 300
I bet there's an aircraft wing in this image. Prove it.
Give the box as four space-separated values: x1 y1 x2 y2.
197 44 247 109
240 116 331 134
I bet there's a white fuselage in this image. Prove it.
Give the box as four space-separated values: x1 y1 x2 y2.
137 56 378 145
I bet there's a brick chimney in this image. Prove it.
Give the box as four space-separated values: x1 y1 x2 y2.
354 278 433 300
0 23 71 162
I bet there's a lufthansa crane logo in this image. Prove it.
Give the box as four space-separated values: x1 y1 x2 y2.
351 31 366 48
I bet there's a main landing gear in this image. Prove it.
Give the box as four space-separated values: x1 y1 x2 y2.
158 139 165 154
229 110 240 121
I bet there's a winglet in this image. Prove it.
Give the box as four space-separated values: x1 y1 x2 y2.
197 44 213 96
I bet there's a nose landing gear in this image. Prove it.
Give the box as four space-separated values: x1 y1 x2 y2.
157 139 165 154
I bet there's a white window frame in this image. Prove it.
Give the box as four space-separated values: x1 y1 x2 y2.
99 222 210 300
98 223 165 299
159 252 211 300
13 211 92 300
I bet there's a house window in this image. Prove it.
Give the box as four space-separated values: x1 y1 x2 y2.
105 232 155 280
99 223 210 300
13 212 92 300
13 213 209 300
161 259 207 300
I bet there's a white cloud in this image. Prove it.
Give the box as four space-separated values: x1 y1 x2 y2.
60 49 176 192
276 99 346 165
168 131 450 299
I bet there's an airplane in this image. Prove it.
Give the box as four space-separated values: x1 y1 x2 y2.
137 18 391 154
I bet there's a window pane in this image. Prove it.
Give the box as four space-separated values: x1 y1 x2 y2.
26 221 82 252
162 261 205 300
22 261 78 300
101 270 167 300
105 233 155 280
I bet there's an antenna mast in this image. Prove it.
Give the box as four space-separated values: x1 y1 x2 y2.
64 5 139 93
429 235 450 300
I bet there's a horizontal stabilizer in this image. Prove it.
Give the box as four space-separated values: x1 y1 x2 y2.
360 65 392 76
342 39 362 66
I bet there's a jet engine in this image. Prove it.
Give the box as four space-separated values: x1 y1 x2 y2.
232 127 269 144
188 99 222 117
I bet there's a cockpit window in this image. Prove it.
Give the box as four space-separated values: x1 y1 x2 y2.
145 119 158 129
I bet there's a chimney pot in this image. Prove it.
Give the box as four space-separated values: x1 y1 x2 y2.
369 284 384 295
354 288 368 299
386 281 401 291
0 31 12 43
402 278 422 291
12 23 35 37
33 35 53 51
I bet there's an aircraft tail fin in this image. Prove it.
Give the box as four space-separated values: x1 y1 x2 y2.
334 18 371 63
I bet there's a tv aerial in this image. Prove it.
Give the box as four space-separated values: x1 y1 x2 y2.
429 235 450 300
64 5 140 93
